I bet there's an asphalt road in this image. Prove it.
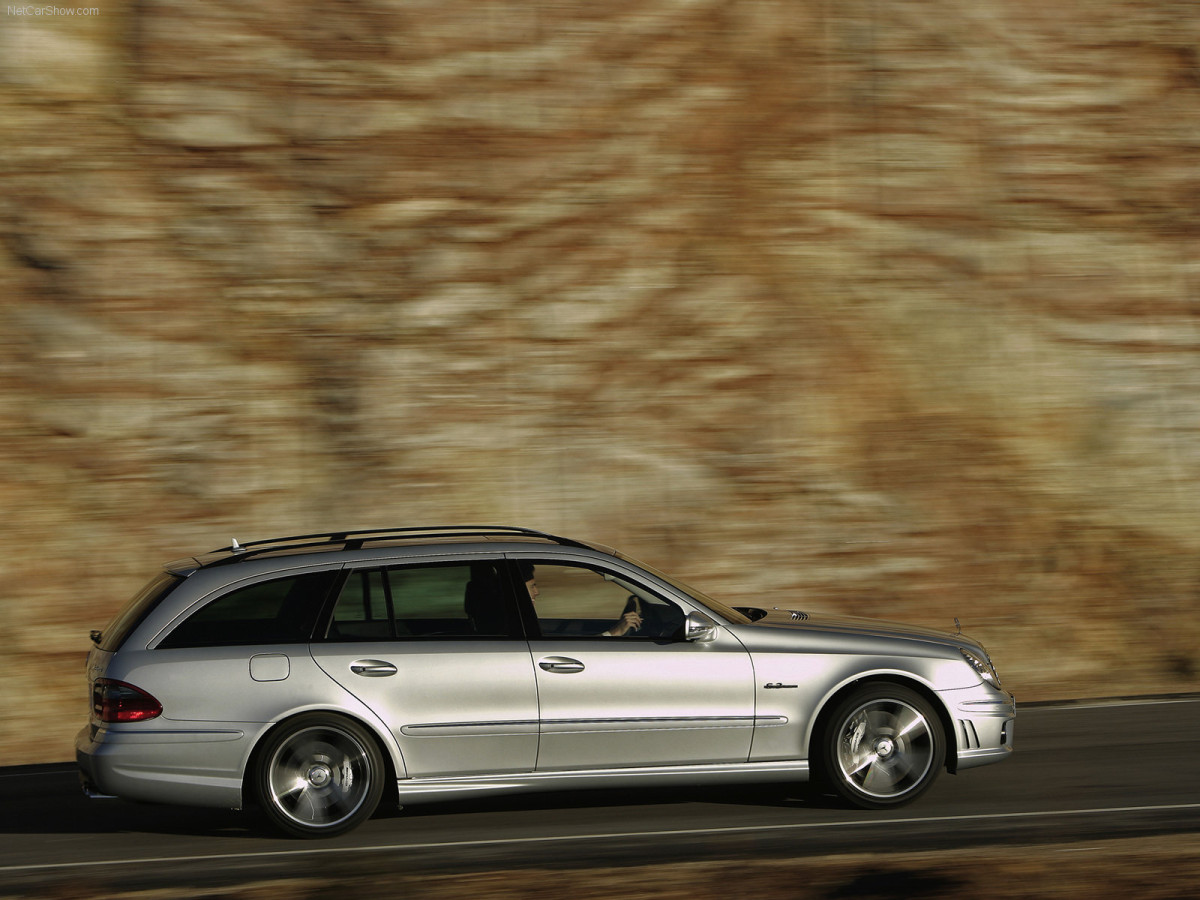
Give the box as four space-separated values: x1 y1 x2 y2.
2 698 1198 891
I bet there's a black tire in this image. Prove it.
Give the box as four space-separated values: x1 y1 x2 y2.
819 684 945 809
252 714 385 838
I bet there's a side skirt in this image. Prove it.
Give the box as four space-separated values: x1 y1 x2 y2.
394 759 810 805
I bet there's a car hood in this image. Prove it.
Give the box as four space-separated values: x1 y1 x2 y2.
741 607 971 646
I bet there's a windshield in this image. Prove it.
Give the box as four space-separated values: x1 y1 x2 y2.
611 551 753 626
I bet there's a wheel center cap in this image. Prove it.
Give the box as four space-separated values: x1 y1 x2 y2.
876 737 896 759
306 764 332 787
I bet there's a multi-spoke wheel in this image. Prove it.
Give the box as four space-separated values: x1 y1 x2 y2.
820 684 945 809
253 715 385 838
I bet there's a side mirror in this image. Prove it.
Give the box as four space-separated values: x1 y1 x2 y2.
684 611 717 643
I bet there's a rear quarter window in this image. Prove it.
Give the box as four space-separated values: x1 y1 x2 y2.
158 570 339 649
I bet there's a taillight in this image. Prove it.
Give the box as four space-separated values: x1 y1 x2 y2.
93 678 162 723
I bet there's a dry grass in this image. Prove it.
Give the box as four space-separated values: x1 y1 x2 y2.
5 837 1200 900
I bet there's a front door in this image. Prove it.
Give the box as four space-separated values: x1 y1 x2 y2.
515 558 755 771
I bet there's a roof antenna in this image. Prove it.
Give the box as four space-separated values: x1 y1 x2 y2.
231 538 245 553
954 617 962 635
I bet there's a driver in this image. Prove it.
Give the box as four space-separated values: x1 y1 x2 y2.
520 562 644 636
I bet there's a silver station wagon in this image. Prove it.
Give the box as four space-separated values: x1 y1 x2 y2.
77 526 1015 837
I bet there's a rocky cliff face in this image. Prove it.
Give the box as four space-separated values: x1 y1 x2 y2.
2 0 1199 763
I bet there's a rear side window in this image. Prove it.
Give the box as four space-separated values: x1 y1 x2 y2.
327 561 517 639
159 570 339 649
99 571 184 652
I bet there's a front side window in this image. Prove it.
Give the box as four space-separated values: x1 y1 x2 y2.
159 571 338 649
520 561 685 640
327 561 518 639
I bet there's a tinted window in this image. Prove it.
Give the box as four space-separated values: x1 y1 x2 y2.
391 565 475 621
329 569 393 639
327 561 516 639
159 571 338 649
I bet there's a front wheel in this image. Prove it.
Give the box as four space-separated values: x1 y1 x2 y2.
252 714 385 838
819 684 945 809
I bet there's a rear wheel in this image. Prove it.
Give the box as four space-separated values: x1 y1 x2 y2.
253 714 385 838
820 684 945 809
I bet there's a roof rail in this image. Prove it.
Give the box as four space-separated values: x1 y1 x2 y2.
205 525 591 562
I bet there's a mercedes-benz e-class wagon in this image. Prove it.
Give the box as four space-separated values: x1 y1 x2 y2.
77 526 1014 837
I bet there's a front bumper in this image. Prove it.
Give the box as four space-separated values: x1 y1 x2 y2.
940 684 1016 772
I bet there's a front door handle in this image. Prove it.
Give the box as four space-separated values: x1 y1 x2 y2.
350 659 398 677
538 656 585 674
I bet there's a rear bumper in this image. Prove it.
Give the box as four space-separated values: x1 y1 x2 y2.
75 722 250 810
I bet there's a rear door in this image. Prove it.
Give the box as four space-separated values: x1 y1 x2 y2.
310 558 539 778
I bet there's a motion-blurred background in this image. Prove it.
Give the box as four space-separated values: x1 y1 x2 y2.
1 0 1197 766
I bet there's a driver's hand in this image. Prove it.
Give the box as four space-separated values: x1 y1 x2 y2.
617 611 643 635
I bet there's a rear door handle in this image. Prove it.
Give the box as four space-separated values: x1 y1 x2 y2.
538 656 585 674
350 659 398 677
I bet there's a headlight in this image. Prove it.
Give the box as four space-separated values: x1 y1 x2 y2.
959 648 1002 689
